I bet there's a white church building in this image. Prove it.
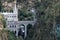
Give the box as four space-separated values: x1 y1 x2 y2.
1 3 36 38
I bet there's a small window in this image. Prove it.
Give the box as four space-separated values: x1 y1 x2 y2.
10 25 13 28
10 16 11 17
10 25 16 28
15 25 16 27
12 16 13 17
12 25 14 27
10 25 11 27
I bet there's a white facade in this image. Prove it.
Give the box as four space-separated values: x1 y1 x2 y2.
1 4 36 38
2 4 18 21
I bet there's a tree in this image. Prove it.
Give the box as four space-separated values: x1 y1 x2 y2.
26 0 60 40
0 0 2 12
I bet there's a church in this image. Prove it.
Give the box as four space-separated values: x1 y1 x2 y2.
1 1 36 38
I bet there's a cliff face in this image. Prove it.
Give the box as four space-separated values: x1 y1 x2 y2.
0 30 17 40
0 31 8 40
26 0 60 40
0 30 24 40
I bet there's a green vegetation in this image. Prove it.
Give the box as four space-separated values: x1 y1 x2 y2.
7 31 17 40
0 0 2 12
0 14 6 28
0 30 23 40
25 0 60 40
0 14 6 29
2 20 6 28
0 30 16 40
7 0 14 3
1 0 60 40
18 9 34 21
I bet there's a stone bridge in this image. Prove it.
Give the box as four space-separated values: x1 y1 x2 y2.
6 20 36 38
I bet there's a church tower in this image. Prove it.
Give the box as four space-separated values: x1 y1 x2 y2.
12 0 18 21
13 0 18 14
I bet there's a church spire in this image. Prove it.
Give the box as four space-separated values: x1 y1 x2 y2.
13 0 18 14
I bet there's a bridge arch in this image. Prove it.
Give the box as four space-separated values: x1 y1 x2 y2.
27 24 33 29
18 24 25 38
27 24 33 34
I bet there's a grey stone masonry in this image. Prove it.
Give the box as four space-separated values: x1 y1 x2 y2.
1 3 36 38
